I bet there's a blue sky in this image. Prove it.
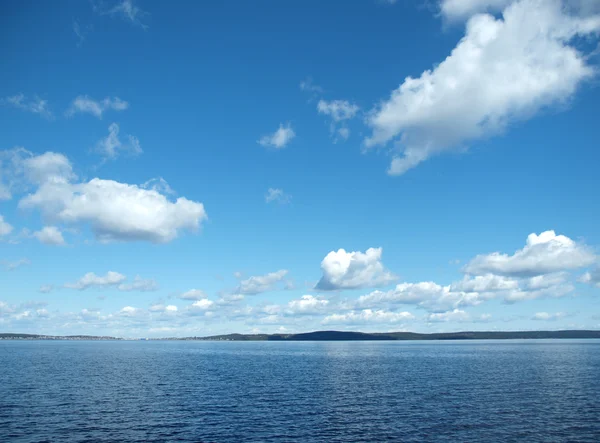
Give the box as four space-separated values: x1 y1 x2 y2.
1 0 600 337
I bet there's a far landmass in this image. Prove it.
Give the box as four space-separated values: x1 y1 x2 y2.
2 330 600 341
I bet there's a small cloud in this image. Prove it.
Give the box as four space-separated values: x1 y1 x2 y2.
187 299 214 313
1 258 31 271
283 280 295 290
337 127 350 141
317 99 360 122
95 123 142 160
141 177 175 195
102 0 149 29
64 271 126 290
317 99 359 143
66 96 128 118
119 305 142 316
179 289 207 301
315 247 397 291
579 267 600 288
1 94 52 119
258 123 295 149
39 284 54 294
73 20 93 47
33 226 66 246
117 276 158 292
235 270 289 295
299 77 324 94
265 188 291 204
149 303 178 313
427 309 470 322
478 313 492 322
532 312 568 321
0 215 13 236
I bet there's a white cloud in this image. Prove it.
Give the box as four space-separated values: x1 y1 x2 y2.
179 289 207 300
22 151 75 185
317 99 359 143
1 94 52 118
532 311 567 320
18 153 207 243
525 272 568 290
258 123 295 149
358 281 481 312
323 309 414 324
64 272 157 292
315 247 397 291
13 310 33 321
427 308 470 322
1 258 31 271
365 0 600 175
0 185 9 201
0 147 44 200
95 123 142 159
149 304 165 312
286 295 329 315
6 150 206 244
78 308 104 321
105 0 149 29
65 271 126 290
33 226 66 246
149 304 178 313
317 100 360 122
579 267 600 288
0 215 13 236
355 240 579 310
235 270 289 295
440 0 512 21
265 188 291 204
73 20 92 47
218 294 245 305
39 285 54 294
119 306 142 316
463 230 596 277
337 127 350 141
117 276 158 292
299 77 324 94
36 308 49 318
359 282 446 305
502 283 574 303
188 299 214 311
450 274 519 292
66 96 128 118
141 177 175 195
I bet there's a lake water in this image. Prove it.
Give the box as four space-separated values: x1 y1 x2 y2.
1 340 599 442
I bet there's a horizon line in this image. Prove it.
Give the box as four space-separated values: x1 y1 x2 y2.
2 329 600 341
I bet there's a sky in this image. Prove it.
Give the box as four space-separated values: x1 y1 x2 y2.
1 0 600 338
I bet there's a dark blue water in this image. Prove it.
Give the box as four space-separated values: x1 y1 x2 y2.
1 340 599 442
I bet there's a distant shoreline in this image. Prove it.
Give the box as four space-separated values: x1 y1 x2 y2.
2 330 600 341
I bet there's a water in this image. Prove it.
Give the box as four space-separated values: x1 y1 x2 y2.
1 340 599 442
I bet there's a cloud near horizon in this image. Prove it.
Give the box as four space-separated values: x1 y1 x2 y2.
315 248 397 291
